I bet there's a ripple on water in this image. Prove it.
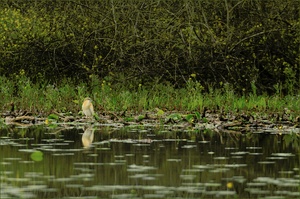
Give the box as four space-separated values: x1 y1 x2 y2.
3 157 22 161
129 174 163 181
65 184 84 188
19 161 35 164
6 177 30 182
127 164 157 172
48 177 74 182
271 153 295 157
247 182 267 187
74 162 104 166
224 176 247 184
111 193 139 199
258 161 275 164
52 153 75 156
213 156 229 160
3 187 36 198
209 168 230 173
244 187 270 195
166 158 181 162
176 185 206 193
1 127 299 199
198 140 210 143
267 156 288 160
1 162 11 165
193 164 215 169
180 174 196 181
230 151 249 155
208 190 236 197
182 168 203 173
144 193 165 198
224 164 247 168
82 185 134 192
23 184 48 191
96 147 111 150
181 144 197 149
129 173 149 179
248 152 263 155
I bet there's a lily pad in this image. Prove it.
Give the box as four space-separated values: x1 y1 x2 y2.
30 151 43 162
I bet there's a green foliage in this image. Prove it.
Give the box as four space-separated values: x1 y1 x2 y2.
30 150 43 162
48 114 59 120
0 0 299 94
1 75 299 118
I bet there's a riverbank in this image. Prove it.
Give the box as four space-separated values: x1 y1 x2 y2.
1 76 299 134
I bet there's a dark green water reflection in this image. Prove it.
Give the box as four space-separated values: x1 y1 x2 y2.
0 126 299 199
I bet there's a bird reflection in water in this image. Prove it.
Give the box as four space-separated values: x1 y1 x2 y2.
82 126 95 148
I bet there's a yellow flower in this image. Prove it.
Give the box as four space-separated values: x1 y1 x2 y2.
226 182 233 189
19 69 25 76
190 73 196 78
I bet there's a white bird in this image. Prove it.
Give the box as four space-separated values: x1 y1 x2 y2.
82 97 94 118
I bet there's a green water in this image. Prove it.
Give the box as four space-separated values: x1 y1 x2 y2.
0 126 299 199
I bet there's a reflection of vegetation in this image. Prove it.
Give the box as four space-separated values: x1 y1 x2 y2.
283 133 300 152
0 126 299 198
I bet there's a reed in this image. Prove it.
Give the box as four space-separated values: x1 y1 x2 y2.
0 75 299 118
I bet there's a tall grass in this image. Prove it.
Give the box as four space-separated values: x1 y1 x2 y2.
0 75 299 117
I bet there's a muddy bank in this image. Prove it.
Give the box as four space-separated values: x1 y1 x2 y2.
2 108 300 135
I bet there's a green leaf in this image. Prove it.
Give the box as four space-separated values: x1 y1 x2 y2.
168 113 182 121
155 108 165 117
185 114 195 123
137 115 145 121
124 117 134 122
94 113 100 121
195 112 201 120
48 114 59 120
30 151 43 162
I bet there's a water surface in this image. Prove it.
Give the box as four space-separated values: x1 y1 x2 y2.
0 126 299 198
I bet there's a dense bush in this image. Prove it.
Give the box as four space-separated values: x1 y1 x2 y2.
0 0 299 94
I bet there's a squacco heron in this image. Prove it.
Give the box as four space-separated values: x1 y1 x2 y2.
82 97 94 118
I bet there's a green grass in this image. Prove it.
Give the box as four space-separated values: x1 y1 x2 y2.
0 75 299 118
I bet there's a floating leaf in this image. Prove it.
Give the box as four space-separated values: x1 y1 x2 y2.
30 151 43 162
